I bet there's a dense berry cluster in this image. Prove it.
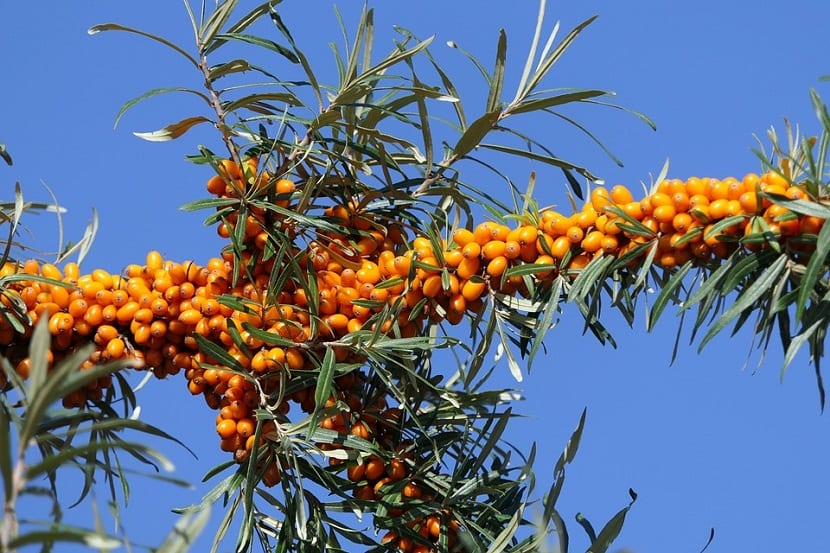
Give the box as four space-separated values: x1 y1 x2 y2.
0 159 825 552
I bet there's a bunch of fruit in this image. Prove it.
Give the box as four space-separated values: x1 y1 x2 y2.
0 158 826 552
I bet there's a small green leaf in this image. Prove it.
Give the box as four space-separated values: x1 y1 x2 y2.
451 110 501 160
308 348 336 439
208 58 252 81
485 29 507 113
114 87 210 129
223 92 302 113
210 33 299 63
200 0 238 48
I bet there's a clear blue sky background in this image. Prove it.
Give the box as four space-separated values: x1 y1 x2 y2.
2 2 830 552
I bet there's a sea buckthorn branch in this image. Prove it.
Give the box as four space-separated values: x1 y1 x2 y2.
2 153 828 550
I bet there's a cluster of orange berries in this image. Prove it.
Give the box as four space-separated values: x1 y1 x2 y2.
568 172 825 269
1 158 826 552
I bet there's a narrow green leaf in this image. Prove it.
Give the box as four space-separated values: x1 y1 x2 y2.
512 0 548 104
210 33 299 63
527 277 563 367
521 17 597 100
223 92 302 113
576 513 597 543
508 89 607 115
586 490 636 553
88 23 198 67
485 30 507 113
26 440 173 479
114 87 210 129
208 58 252 81
568 254 615 302
781 318 824 382
699 255 788 351
551 509 569 553
480 142 601 182
200 0 238 48
554 408 586 478
762 195 830 219
9 529 120 550
332 36 435 107
0 401 11 503
647 260 694 331
485 504 524 553
452 110 501 160
270 10 323 109
204 1 282 54
155 504 212 553
446 39 493 86
810 88 830 186
133 116 212 142
308 348 336 439
796 213 830 322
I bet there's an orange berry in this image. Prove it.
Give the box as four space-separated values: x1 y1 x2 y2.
621 201 644 221
443 248 464 268
549 236 571 259
671 191 691 212
105 337 126 359
565 226 584 244
482 240 507 260
600 235 619 254
517 225 538 246
672 212 693 233
610 184 634 205
347 463 367 482
684 177 706 197
707 180 730 200
452 228 475 248
461 279 486 302
725 177 745 200
580 230 604 253
473 222 495 246
216 418 238 439
364 456 385 481
486 256 509 278
652 204 677 224
421 275 443 298
708 199 730 220
456 257 481 280
590 187 612 212
461 242 481 260
650 192 673 208
504 240 522 260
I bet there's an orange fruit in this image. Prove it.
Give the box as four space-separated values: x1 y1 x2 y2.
565 226 584 244
610 184 634 205
590 187 612 212
486 256 509 278
580 230 604 253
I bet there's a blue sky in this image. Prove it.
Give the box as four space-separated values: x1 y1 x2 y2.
2 1 830 552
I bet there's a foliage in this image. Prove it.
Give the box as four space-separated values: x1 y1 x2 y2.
0 1 828 553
